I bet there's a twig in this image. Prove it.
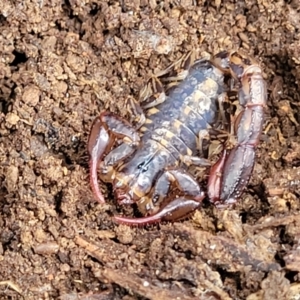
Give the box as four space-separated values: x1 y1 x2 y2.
0 280 22 295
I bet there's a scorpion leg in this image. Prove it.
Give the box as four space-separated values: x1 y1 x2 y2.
113 169 205 225
88 112 140 203
139 76 166 109
125 96 146 129
181 155 211 167
197 129 211 159
157 51 196 83
128 53 192 122
139 51 197 109
217 92 234 132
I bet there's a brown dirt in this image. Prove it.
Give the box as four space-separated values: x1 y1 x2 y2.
0 0 300 299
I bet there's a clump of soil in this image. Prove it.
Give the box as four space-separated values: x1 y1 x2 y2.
0 0 300 299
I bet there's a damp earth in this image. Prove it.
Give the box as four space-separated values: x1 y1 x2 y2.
0 1 300 299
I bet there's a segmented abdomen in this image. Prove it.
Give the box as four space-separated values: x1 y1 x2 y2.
140 60 225 164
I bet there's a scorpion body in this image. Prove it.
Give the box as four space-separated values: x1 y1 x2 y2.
88 51 267 225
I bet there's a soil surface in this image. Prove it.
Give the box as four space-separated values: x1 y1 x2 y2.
0 0 300 299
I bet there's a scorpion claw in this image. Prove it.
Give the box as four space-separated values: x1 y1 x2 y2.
207 150 227 204
88 117 110 204
113 197 203 226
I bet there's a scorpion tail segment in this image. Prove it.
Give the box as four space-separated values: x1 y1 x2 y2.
88 117 110 204
207 150 227 205
113 197 204 226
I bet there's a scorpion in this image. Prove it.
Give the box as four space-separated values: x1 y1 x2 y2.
88 51 267 225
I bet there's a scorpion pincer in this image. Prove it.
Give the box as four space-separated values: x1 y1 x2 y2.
88 51 267 225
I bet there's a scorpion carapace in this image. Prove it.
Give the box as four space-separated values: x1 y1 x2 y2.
88 51 267 225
